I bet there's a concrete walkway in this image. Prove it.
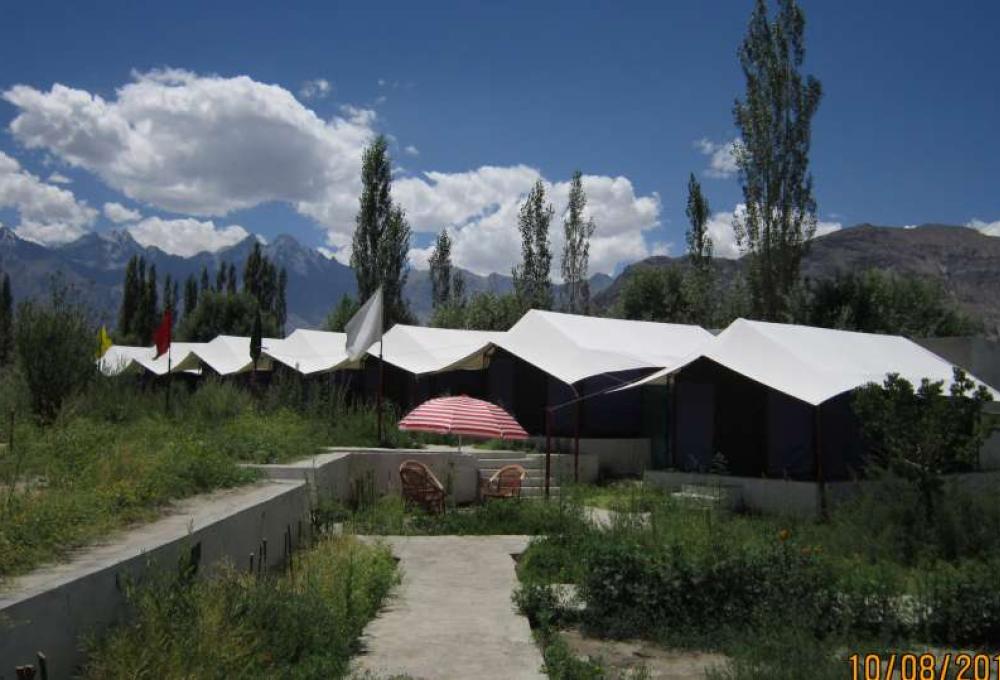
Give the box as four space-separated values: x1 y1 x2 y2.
352 535 546 680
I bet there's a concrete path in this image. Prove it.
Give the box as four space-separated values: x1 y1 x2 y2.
353 535 546 680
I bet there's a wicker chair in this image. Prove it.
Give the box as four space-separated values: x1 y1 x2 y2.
399 460 447 514
481 464 527 501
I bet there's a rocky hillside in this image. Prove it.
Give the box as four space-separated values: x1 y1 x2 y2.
594 224 1000 334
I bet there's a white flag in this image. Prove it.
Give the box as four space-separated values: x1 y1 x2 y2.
345 287 383 361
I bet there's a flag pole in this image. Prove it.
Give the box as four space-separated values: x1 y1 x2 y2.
166 344 172 416
377 338 384 445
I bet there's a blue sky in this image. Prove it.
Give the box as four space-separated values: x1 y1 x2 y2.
1 0 998 275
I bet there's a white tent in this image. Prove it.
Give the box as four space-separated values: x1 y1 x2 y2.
98 345 156 376
190 335 280 376
368 325 500 376
615 318 1000 405
494 310 713 386
263 328 360 375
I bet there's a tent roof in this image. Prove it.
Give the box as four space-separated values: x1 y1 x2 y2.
191 335 279 375
263 329 358 374
617 318 1000 405
369 325 500 375
98 345 156 376
494 309 713 385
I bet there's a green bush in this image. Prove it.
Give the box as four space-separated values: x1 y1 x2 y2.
14 285 95 421
919 558 1000 647
83 536 398 678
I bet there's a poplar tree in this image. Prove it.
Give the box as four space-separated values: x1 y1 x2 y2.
561 171 596 314
119 256 140 338
141 263 158 344
350 135 412 326
429 229 453 308
0 273 12 366
732 0 823 320
685 173 715 326
275 268 288 336
512 179 553 310
200 266 210 293
183 275 199 318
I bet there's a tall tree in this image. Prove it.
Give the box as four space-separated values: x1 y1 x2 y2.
226 263 238 295
0 273 12 366
200 266 210 294
732 0 822 320
685 173 716 326
215 264 226 292
118 256 140 338
162 274 176 315
512 179 554 310
429 229 453 308
141 262 158 344
560 170 596 314
183 275 199 318
275 268 288 337
350 135 412 326
686 173 712 269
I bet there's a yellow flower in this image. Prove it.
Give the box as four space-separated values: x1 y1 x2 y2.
778 529 791 542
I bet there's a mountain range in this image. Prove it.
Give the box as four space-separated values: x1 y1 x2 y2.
0 223 996 335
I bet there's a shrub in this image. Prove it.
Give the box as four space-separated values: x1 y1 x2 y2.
14 285 94 421
919 558 1000 647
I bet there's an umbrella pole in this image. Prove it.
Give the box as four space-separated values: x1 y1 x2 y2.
574 400 580 484
377 344 384 445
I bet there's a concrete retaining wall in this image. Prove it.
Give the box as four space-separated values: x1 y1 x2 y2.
0 481 309 679
250 447 481 505
531 437 652 478
646 469 1000 518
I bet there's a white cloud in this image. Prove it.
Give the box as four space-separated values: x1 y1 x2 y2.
706 205 841 259
4 70 376 248
299 78 331 100
0 150 97 244
398 168 660 277
404 145 419 156
127 216 249 256
968 218 1000 236
650 242 672 256
695 137 740 179
47 172 71 184
103 201 142 223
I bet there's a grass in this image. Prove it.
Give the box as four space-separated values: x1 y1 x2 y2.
510 480 1000 677
82 535 399 679
0 373 424 581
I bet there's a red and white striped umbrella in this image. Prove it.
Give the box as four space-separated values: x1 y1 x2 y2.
398 395 529 446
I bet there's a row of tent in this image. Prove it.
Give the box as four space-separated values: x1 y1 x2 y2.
100 309 998 479
100 309 997 405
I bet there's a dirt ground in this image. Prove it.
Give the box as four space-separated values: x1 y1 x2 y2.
560 628 728 679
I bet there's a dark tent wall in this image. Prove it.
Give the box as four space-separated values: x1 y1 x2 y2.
484 349 666 439
360 359 489 413
668 358 866 481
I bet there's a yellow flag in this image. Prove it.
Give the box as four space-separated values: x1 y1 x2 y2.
97 325 113 359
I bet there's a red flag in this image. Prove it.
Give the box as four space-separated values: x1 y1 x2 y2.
153 309 172 359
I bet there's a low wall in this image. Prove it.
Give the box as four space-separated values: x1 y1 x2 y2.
0 480 309 678
645 470 822 518
531 437 652 478
249 447 480 505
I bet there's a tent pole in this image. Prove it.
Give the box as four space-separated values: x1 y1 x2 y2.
377 347 384 446
544 407 552 500
574 399 580 484
814 405 827 520
165 345 172 416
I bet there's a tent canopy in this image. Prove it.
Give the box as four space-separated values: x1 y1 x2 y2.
369 325 500 376
263 328 359 375
616 318 1000 406
494 309 713 386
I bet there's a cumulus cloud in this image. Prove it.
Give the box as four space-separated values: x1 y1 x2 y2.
398 168 660 277
103 201 142 223
968 218 1000 236
0 150 97 244
47 172 71 184
299 78 331 100
127 216 249 257
4 70 375 249
695 138 740 179
404 145 419 156
705 205 841 259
